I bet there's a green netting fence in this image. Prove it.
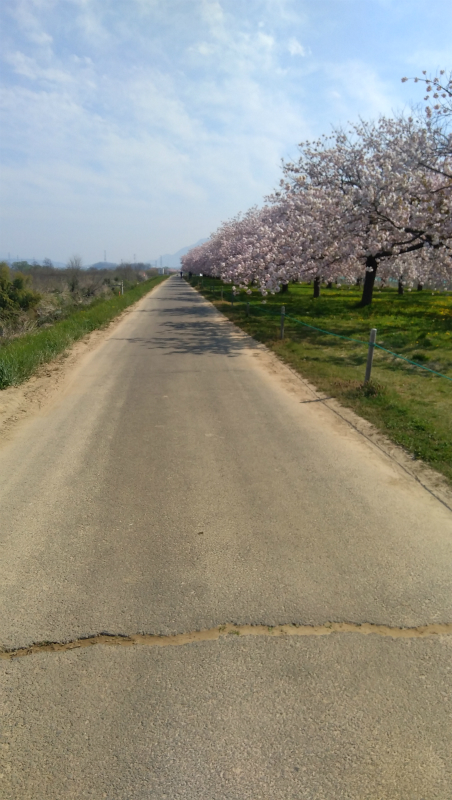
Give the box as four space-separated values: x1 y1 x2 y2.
196 280 452 385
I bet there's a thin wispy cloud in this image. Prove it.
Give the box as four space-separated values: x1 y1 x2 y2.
288 38 307 57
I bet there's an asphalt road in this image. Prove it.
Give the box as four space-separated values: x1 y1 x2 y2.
1 276 452 799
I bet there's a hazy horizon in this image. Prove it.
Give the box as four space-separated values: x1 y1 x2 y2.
0 238 208 269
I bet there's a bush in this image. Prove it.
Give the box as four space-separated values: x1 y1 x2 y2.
0 262 41 317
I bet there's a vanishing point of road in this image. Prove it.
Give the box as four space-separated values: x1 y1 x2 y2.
1 276 452 799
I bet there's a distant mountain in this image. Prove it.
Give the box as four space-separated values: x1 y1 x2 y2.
151 239 208 269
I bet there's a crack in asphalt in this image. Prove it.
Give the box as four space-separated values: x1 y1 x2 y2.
2 621 452 660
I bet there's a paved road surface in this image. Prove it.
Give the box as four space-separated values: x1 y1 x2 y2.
1 276 452 799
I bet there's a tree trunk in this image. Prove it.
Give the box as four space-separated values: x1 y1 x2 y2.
417 282 423 291
360 256 378 306
313 277 321 298
356 276 362 287
281 282 289 293
398 278 404 295
327 281 333 289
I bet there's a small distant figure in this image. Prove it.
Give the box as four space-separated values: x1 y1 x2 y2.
180 270 183 278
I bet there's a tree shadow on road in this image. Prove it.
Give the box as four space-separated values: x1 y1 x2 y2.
136 294 202 308
135 302 212 316
112 280 257 356
111 317 257 357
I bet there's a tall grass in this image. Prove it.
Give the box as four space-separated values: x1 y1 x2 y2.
0 276 166 389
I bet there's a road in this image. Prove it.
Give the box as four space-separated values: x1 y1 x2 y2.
1 275 452 799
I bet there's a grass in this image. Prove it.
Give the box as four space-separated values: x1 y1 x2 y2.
191 277 452 483
0 275 167 389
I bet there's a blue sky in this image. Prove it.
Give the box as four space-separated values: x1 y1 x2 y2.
1 0 451 265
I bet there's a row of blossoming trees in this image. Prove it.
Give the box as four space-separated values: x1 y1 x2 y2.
182 72 452 306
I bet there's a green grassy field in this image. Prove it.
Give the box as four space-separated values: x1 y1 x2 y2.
192 277 452 483
0 275 167 390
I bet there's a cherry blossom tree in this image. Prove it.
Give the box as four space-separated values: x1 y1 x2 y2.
182 205 297 295
279 116 452 304
184 102 452 304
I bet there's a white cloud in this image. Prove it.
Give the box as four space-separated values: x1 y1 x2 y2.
195 42 216 56
9 0 54 48
5 50 73 83
288 37 306 57
199 0 225 30
327 60 400 119
257 32 274 50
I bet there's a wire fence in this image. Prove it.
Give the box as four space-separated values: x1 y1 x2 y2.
195 279 452 385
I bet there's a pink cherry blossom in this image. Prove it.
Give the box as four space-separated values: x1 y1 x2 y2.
183 108 452 304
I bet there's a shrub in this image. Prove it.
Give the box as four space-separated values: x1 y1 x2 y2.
0 262 41 317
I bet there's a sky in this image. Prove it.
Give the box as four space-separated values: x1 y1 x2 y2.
1 0 451 266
